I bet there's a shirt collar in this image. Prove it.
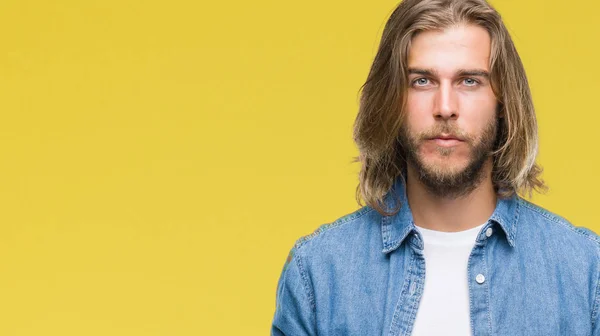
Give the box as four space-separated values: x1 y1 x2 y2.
380 176 520 254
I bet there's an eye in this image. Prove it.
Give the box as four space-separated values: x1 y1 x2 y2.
412 78 430 86
463 78 479 86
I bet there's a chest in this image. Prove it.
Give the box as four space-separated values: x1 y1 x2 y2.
312 244 593 336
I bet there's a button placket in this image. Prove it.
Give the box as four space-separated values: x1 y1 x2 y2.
467 239 492 335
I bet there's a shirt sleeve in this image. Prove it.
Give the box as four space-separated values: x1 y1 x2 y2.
592 250 600 335
271 247 317 336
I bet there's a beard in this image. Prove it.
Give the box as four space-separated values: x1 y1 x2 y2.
398 117 499 199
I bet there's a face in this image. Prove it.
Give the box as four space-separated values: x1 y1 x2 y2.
400 24 499 198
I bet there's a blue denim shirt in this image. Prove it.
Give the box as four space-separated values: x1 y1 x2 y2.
271 178 600 335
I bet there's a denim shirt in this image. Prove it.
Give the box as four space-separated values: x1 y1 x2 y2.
271 178 600 336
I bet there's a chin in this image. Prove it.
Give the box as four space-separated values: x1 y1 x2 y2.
422 153 468 166
421 158 470 175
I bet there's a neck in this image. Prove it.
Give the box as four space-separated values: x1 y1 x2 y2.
405 159 497 232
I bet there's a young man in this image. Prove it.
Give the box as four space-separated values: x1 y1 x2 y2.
271 0 600 335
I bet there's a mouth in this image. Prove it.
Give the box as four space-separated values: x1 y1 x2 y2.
430 133 463 141
428 134 464 147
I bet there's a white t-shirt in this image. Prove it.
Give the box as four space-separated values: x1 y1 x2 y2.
410 222 486 336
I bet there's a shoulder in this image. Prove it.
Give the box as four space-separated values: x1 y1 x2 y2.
295 206 377 248
516 198 600 329
273 206 380 328
282 206 379 269
517 197 600 255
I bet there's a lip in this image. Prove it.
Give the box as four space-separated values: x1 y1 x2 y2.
430 138 463 147
434 134 463 141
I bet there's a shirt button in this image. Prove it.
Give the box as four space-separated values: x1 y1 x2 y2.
485 227 493 237
476 274 485 284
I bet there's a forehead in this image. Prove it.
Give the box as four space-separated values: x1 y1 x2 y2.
407 24 491 72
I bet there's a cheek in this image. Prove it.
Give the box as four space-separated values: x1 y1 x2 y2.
458 92 498 132
405 91 434 130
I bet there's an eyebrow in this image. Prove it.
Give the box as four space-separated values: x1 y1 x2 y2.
408 68 490 78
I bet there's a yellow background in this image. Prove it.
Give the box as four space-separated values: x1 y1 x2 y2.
0 0 597 334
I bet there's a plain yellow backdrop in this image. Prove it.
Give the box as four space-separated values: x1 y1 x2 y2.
0 0 598 334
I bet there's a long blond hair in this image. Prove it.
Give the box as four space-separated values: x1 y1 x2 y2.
353 0 547 216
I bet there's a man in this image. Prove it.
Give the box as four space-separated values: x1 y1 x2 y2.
271 0 600 335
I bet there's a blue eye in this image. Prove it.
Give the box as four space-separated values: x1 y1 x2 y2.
413 78 429 86
463 78 479 86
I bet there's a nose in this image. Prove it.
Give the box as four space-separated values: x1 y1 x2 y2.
434 81 458 120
